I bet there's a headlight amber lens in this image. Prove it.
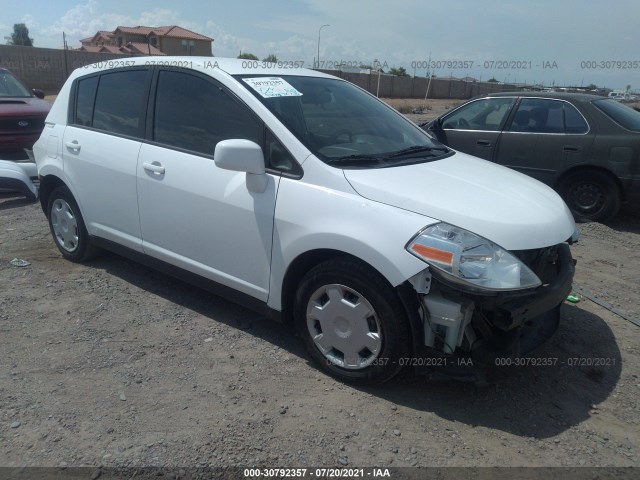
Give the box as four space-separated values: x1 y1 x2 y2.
407 223 541 291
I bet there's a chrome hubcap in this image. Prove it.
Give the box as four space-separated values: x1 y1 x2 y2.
51 199 79 252
306 284 382 370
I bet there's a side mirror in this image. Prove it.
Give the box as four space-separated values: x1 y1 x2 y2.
214 139 267 193
32 89 45 99
432 118 443 130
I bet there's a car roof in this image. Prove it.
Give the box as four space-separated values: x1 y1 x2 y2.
481 91 605 102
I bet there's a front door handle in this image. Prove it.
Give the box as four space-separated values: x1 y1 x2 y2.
65 140 81 152
563 145 581 152
477 140 492 146
143 162 165 175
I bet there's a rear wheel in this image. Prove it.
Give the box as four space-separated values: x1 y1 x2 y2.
47 186 98 262
558 171 621 223
294 258 410 385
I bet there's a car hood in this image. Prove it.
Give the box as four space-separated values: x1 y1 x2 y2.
343 152 576 250
0 97 51 117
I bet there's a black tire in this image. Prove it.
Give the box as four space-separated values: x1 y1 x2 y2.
558 171 621 223
294 258 410 385
47 186 99 262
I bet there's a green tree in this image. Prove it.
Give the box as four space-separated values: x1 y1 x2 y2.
5 23 33 46
237 52 259 60
262 54 278 63
487 77 499 83
586 83 598 90
388 66 409 77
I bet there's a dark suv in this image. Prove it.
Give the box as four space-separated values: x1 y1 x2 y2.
0 68 51 160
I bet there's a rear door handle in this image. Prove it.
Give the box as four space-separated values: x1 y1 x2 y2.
563 145 581 152
477 140 492 146
65 140 81 152
143 162 165 175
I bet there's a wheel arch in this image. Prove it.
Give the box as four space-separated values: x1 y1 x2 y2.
279 249 423 357
555 165 624 200
38 174 68 215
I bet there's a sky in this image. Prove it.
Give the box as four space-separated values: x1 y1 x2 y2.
1 0 638 90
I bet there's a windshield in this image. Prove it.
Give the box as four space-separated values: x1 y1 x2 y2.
0 70 32 97
236 75 450 168
593 98 640 132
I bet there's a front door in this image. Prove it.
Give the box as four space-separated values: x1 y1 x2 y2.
136 69 278 301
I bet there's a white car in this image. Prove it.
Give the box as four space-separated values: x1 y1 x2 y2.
33 57 577 385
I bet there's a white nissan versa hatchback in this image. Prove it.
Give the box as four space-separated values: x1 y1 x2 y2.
33 57 578 385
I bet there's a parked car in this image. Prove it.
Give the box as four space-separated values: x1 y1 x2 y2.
31 58 577 385
0 68 50 160
421 92 640 222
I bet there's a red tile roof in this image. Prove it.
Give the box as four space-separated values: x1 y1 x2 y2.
80 45 102 52
113 25 212 41
123 42 166 56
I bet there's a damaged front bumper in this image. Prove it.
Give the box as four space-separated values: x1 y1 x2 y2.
405 242 575 372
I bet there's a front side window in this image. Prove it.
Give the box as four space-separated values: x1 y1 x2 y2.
153 70 262 156
442 97 515 131
0 70 32 97
92 70 148 138
237 75 451 168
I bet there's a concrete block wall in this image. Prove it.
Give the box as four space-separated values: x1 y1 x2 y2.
1 45 519 98
0 44 134 93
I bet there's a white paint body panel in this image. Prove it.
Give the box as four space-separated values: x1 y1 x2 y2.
33 56 577 313
344 152 576 250
137 143 279 300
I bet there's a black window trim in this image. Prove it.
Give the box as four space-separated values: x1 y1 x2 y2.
68 66 153 142
504 97 591 136
145 66 303 179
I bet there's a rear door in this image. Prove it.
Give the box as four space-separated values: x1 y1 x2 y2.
496 98 593 185
62 68 151 251
429 97 515 160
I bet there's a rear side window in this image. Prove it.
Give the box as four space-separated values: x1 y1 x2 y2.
153 70 262 156
509 98 588 134
91 70 148 137
564 103 589 134
75 76 98 126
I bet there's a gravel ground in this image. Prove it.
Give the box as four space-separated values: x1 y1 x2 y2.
0 99 639 472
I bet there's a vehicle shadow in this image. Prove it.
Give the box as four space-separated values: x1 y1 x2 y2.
0 193 37 211
602 203 640 234
369 303 621 439
91 253 620 439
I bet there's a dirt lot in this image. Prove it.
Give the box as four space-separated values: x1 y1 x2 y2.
1 98 639 473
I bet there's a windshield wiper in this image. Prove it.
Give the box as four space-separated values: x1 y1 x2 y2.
326 154 386 166
387 145 449 158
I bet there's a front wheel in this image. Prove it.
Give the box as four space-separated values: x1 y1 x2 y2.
47 186 98 262
558 171 621 223
294 258 410 385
